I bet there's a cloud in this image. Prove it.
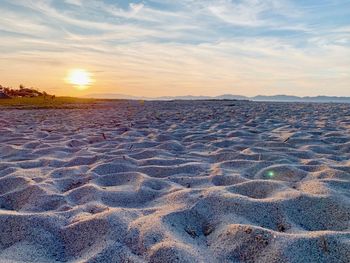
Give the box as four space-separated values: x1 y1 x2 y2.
0 0 349 96
65 0 83 6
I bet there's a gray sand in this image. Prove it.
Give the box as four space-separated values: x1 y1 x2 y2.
0 100 349 262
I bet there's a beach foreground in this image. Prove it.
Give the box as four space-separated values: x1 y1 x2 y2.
0 100 349 262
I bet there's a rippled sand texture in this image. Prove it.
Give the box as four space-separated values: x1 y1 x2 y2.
0 100 349 263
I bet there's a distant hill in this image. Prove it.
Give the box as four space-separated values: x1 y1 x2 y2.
83 93 350 103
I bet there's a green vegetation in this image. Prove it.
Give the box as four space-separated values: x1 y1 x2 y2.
0 96 99 109
0 84 48 98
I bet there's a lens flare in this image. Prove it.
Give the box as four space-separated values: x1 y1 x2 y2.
267 171 275 178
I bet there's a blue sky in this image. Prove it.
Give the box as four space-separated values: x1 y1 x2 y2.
0 0 349 96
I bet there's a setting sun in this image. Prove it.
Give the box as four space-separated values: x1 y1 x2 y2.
67 69 92 90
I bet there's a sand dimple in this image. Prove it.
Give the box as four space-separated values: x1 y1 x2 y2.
0 101 349 262
255 164 308 182
227 180 288 199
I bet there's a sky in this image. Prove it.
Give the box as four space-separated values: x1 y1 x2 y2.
0 0 350 97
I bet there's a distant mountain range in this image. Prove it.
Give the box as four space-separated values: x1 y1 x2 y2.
83 93 350 103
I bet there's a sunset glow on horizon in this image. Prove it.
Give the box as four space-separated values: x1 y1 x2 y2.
66 69 93 90
0 1 349 97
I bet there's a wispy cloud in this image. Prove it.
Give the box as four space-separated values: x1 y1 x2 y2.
0 0 349 96
64 0 83 6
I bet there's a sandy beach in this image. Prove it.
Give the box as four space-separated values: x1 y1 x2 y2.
0 100 349 263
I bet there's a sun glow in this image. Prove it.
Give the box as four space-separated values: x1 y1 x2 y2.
67 69 93 90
